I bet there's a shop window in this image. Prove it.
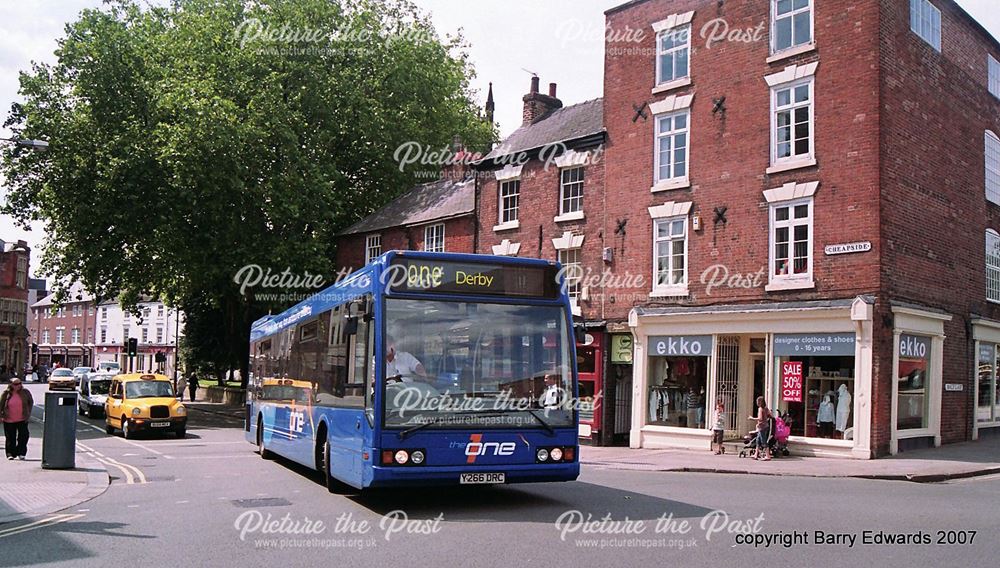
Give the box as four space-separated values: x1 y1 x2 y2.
977 343 999 424
578 380 596 424
648 356 708 429
774 355 854 438
897 334 931 430
577 346 596 374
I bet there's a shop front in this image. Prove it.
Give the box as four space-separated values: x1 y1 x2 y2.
889 304 948 454
971 318 1000 440
630 297 876 459
576 331 603 443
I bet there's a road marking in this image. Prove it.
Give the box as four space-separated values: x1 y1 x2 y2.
100 456 147 484
0 514 86 539
112 437 175 460
77 442 147 484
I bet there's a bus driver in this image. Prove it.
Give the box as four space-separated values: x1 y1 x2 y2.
385 335 427 383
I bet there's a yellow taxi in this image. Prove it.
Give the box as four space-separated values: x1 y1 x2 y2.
259 378 314 403
104 373 187 439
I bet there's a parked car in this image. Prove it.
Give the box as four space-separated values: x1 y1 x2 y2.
97 361 121 373
49 367 77 390
72 366 91 382
105 373 187 438
79 372 113 418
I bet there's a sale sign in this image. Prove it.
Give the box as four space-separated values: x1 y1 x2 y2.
782 361 803 402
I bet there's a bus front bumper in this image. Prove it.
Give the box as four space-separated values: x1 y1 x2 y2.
368 462 580 487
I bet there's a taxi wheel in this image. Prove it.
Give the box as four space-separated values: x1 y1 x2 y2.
105 421 115 435
175 428 186 439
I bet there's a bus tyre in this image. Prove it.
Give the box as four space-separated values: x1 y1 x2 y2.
257 417 273 460
323 440 350 494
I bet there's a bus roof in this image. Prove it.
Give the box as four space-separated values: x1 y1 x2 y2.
249 251 561 342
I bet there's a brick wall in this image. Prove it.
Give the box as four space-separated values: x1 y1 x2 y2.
603 0 882 313
475 152 608 321
877 0 1000 449
334 216 477 272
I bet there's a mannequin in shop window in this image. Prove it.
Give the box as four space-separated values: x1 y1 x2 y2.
835 384 852 436
817 394 835 438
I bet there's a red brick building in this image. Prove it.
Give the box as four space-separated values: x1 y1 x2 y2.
595 0 1000 457
335 174 478 271
30 281 96 369
473 78 614 443
0 240 30 375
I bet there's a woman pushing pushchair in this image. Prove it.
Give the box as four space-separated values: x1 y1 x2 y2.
748 396 773 461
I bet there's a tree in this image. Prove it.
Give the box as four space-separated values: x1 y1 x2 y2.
2 0 495 383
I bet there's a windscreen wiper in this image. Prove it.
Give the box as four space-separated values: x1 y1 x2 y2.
526 409 555 436
396 411 511 440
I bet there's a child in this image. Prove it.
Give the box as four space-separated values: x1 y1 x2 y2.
711 398 726 455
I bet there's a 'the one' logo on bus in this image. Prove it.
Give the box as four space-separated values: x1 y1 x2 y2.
464 434 515 463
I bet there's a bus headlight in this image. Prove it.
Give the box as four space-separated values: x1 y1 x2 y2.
394 450 410 465
549 447 563 462
410 450 425 465
536 448 549 462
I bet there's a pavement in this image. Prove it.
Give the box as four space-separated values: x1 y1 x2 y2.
582 434 1000 482
0 392 110 524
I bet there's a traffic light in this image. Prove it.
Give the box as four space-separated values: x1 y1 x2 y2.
127 337 138 357
155 352 166 363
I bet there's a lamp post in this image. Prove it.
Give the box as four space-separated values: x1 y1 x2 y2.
0 137 49 151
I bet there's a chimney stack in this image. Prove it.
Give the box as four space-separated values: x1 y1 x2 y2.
522 76 563 126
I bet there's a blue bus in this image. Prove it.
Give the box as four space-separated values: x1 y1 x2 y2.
245 251 580 490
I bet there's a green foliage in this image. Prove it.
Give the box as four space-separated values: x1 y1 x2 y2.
2 0 495 380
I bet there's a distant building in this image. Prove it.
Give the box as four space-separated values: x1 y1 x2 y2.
31 283 184 374
0 240 30 373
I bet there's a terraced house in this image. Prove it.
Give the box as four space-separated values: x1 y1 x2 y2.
596 0 1000 457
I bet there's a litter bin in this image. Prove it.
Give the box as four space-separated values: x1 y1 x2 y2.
42 390 78 469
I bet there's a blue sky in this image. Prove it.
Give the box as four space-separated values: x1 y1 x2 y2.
1 0 998 274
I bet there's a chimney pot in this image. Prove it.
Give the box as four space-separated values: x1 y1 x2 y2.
548 83 557 97
530 76 540 94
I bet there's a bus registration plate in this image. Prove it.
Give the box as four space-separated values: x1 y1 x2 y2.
459 473 505 484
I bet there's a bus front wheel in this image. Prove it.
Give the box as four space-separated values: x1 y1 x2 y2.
323 439 350 494
257 415 273 460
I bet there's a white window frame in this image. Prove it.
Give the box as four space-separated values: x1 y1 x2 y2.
558 166 585 218
365 234 381 264
655 25 691 87
771 0 814 55
989 230 1000 304
987 131 1000 205
42 330 50 344
652 216 689 297
72 328 80 344
15 257 26 289
909 0 941 52
141 327 149 344
423 223 445 253
654 110 690 186
770 78 815 170
767 197 814 290
990 55 1000 99
56 329 64 345
557 248 583 301
100 327 107 344
156 327 164 343
499 179 521 225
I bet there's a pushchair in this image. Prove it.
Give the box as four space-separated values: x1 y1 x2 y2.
739 414 787 459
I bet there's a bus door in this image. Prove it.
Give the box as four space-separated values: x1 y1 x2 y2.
326 297 373 487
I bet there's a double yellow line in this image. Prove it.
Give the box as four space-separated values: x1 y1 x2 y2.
0 514 85 539
76 442 147 484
